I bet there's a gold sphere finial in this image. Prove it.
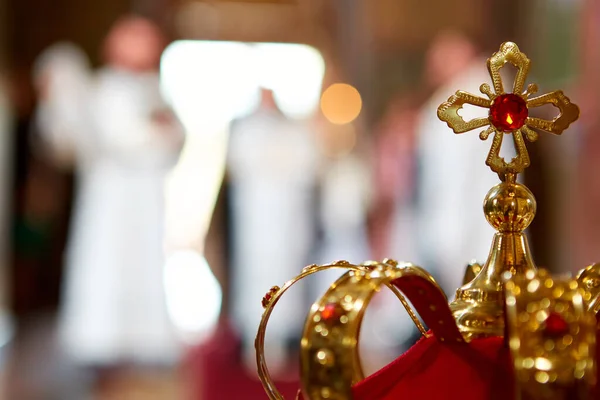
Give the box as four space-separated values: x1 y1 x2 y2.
483 182 536 233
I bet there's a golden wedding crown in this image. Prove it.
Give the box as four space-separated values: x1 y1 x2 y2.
255 42 598 400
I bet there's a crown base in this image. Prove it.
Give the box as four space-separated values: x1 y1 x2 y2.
450 232 537 339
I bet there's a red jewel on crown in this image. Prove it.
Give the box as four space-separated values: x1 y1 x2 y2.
543 312 570 337
261 286 280 309
321 303 343 323
489 93 528 132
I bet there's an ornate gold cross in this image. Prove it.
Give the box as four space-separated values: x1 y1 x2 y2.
437 42 579 181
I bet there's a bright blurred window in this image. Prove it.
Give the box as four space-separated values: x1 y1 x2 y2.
159 40 325 341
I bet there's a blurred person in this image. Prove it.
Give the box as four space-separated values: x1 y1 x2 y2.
307 116 371 292
572 0 600 271
32 16 185 389
371 95 420 261
311 151 371 295
414 31 515 294
313 149 412 374
316 153 371 264
347 95 425 364
227 88 319 375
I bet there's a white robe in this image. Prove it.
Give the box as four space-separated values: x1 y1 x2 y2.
228 109 318 367
414 60 515 295
36 63 184 366
312 155 371 298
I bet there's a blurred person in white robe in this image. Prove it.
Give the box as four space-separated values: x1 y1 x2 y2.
313 151 407 374
33 16 184 377
309 121 371 297
372 96 420 262
414 32 515 295
228 88 318 374
311 152 371 294
349 97 424 367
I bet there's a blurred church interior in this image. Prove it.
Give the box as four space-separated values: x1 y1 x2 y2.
0 0 596 398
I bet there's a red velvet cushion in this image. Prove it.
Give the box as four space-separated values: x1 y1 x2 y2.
352 335 514 400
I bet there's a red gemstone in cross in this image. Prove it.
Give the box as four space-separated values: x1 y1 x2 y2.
489 94 528 132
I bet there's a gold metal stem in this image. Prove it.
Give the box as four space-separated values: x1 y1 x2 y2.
480 233 536 285
449 181 537 339
451 232 537 338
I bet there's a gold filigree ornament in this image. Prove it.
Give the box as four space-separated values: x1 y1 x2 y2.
438 42 579 181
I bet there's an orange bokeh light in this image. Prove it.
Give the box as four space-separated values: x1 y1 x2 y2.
320 83 362 124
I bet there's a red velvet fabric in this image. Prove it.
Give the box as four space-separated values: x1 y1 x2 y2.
295 271 517 399
352 335 514 400
390 275 463 342
296 335 514 400
185 319 299 400
347 271 514 399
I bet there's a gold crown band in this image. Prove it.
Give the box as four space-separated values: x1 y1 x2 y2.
505 269 597 399
255 260 429 400
299 261 458 399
